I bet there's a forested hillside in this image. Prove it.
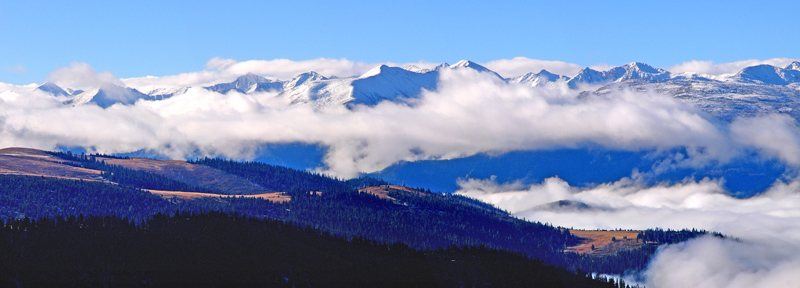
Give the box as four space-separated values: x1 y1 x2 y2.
0 212 627 287
0 150 723 282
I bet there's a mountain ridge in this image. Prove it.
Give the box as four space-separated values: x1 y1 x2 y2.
32 60 800 111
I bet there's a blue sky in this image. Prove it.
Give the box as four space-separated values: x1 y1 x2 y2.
1 0 798 85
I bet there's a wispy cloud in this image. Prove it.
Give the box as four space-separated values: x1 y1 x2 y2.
5 64 27 75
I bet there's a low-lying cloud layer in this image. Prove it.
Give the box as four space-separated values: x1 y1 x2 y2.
3 64 800 179
456 175 800 288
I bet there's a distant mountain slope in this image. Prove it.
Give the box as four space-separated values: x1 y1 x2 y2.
509 70 568 88
37 59 800 113
731 63 800 85
450 60 505 79
786 61 800 71
567 62 671 88
204 72 283 94
146 86 189 99
64 82 152 108
35 81 71 96
591 75 800 121
349 65 439 106
284 71 328 89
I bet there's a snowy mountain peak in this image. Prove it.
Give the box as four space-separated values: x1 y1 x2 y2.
451 60 473 67
734 64 800 85
401 65 427 73
234 73 269 86
566 62 670 89
147 87 189 99
534 70 561 79
449 60 503 78
358 65 433 80
451 60 488 71
622 62 662 74
611 62 671 81
787 61 800 71
286 71 328 88
65 82 150 108
36 81 70 96
566 68 605 89
510 70 568 88
359 65 390 79
434 63 451 71
349 65 438 106
205 73 279 94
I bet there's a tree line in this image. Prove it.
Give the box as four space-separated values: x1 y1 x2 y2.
637 228 724 244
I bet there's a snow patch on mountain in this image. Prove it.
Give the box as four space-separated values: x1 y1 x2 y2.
589 77 800 121
285 71 328 89
65 83 151 108
205 73 282 94
567 62 671 89
732 64 800 85
147 87 189 99
450 60 503 79
350 65 438 106
610 62 672 81
786 61 800 71
433 63 451 71
401 65 428 73
36 82 71 97
509 70 568 88
283 78 355 107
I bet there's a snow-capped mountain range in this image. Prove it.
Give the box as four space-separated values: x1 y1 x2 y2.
32 60 800 119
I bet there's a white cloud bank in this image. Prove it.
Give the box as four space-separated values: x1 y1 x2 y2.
456 175 800 288
4 64 800 179
48 62 123 90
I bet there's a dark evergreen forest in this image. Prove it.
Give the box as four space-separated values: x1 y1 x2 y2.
0 212 633 287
